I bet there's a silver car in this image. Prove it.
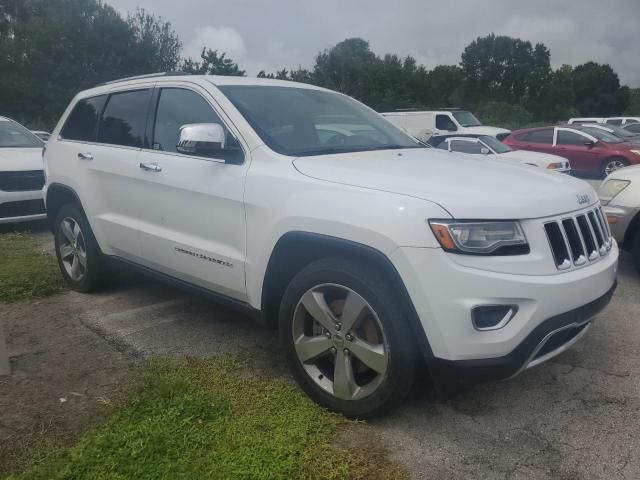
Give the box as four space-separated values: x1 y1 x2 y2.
599 165 640 272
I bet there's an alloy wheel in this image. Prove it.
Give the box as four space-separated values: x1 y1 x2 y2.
292 283 389 401
604 159 626 175
58 217 88 282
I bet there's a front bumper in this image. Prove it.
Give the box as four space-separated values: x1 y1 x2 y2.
391 241 617 392
426 282 615 393
0 189 46 224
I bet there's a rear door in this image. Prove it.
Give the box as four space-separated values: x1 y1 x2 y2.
52 87 153 261
133 84 249 300
515 128 555 155
553 128 600 174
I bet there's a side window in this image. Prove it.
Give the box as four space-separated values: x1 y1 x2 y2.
60 95 107 142
526 129 554 144
557 130 588 146
98 89 150 148
449 140 484 154
152 88 243 162
436 114 456 131
606 119 623 126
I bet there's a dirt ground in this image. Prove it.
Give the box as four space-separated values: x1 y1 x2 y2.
0 290 137 475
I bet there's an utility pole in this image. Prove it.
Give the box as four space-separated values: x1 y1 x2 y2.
0 320 9 375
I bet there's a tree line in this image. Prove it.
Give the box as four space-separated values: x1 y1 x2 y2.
1 0 637 130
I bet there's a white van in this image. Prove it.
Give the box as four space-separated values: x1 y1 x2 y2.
381 109 511 142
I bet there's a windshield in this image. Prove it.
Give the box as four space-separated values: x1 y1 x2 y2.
0 121 43 148
585 124 638 139
579 127 624 144
452 111 482 127
218 85 421 156
479 135 512 154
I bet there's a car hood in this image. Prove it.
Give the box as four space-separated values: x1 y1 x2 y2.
462 126 511 136
500 150 568 166
0 147 44 171
293 148 597 219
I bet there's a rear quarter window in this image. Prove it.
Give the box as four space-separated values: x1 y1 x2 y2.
60 95 107 142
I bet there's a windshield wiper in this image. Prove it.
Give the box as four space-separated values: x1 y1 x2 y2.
293 144 422 157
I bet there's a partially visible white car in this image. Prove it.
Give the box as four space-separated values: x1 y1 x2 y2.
602 117 640 126
568 117 604 125
0 116 46 224
599 165 640 272
568 117 640 126
432 134 571 173
31 130 51 142
381 109 511 142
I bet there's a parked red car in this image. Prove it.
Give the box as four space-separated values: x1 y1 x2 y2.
503 125 640 177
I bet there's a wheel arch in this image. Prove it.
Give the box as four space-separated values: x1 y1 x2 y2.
602 155 630 174
260 231 434 360
623 209 640 250
45 183 87 231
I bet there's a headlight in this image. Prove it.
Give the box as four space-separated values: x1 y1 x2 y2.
546 162 564 170
599 179 630 204
630 150 640 156
429 220 529 255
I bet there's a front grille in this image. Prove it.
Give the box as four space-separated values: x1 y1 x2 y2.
0 199 46 219
534 323 588 360
544 206 612 270
0 170 45 192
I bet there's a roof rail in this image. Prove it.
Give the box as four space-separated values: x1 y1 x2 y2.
96 71 189 87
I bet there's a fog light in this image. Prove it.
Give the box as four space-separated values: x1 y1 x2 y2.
472 305 518 331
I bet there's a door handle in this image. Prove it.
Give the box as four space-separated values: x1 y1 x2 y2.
139 161 162 172
78 152 93 160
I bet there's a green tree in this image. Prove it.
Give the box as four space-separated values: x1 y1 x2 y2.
625 89 640 115
0 0 183 129
313 38 378 103
181 48 245 76
460 34 552 109
425 65 464 108
126 8 182 73
571 62 630 115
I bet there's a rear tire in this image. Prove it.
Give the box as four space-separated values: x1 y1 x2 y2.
279 257 416 418
601 157 628 178
54 203 107 292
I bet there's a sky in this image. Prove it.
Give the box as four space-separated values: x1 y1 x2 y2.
109 0 640 87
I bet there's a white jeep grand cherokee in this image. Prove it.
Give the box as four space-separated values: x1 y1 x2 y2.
44 74 618 417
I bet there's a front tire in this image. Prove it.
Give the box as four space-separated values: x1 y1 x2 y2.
54 203 107 292
601 157 629 177
279 258 416 418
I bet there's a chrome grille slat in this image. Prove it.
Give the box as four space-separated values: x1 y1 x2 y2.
545 207 612 271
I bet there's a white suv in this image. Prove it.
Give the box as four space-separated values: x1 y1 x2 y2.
44 74 618 417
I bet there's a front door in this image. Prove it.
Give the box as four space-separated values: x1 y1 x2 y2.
134 85 249 301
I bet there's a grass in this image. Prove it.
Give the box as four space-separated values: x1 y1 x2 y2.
0 232 63 302
5 357 407 480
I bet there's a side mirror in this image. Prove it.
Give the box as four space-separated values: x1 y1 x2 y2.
177 123 225 155
480 147 490 155
446 123 458 132
584 140 596 148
